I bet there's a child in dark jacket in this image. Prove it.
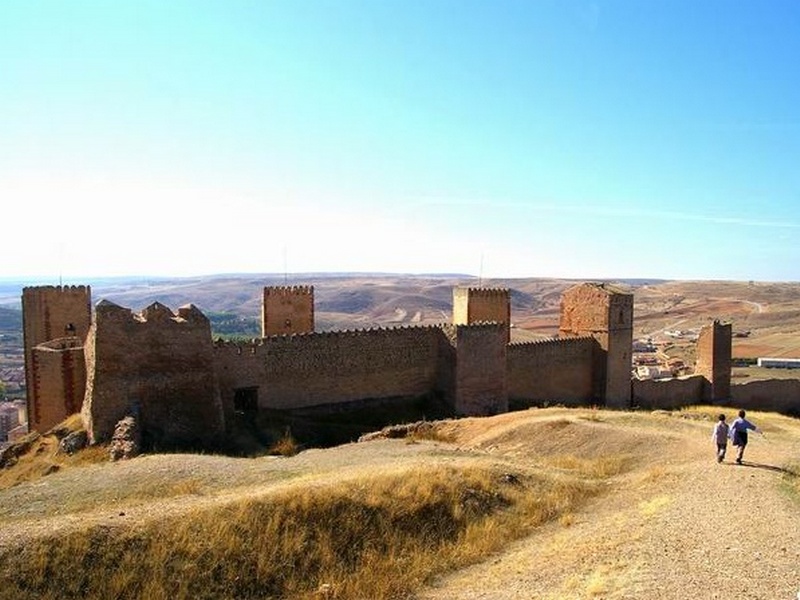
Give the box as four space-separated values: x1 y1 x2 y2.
729 409 760 464
711 414 729 463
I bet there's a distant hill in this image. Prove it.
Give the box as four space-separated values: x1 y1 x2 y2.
1 274 799 358
0 307 21 332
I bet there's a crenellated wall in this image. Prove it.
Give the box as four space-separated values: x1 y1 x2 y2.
22 285 92 432
215 325 447 413
507 336 596 406
29 337 86 432
19 277 764 453
82 300 225 447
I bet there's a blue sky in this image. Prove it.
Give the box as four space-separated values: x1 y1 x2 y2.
2 1 799 281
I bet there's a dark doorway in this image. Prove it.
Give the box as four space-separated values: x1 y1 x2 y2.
234 387 259 414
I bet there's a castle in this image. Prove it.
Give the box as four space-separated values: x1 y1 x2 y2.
22 280 795 450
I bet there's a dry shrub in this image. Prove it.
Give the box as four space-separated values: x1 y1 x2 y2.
0 465 596 600
269 432 300 456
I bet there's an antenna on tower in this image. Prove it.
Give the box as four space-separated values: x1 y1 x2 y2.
478 252 484 287
283 245 288 285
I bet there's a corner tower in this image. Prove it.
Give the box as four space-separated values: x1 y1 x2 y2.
22 285 92 431
559 282 633 408
695 320 732 403
262 286 314 337
452 287 511 343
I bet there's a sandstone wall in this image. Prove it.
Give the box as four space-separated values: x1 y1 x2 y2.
214 326 446 412
29 337 86 432
731 379 800 415
632 375 706 410
82 301 225 447
507 337 596 406
450 323 507 416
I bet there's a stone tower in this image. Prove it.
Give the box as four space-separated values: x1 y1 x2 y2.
452 287 511 343
262 286 314 337
559 282 633 408
695 320 732 403
22 285 92 431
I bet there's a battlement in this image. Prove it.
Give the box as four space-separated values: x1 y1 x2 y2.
263 285 314 296
95 300 209 327
22 284 91 294
509 335 595 349
456 287 510 296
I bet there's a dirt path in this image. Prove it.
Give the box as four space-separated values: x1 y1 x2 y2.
419 416 800 599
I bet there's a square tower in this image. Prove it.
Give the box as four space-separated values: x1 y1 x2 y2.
262 286 315 337
452 287 511 343
22 285 92 431
559 282 633 408
695 320 732 403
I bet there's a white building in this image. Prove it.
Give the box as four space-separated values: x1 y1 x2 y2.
757 357 800 369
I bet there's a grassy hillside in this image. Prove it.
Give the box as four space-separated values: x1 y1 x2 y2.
1 406 798 599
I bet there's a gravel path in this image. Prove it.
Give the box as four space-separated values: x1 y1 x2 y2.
418 414 800 600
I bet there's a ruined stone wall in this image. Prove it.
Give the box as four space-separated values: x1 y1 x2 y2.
449 323 508 416
22 285 91 431
731 379 800 415
29 337 86 432
214 326 446 412
262 286 314 337
632 375 706 410
82 301 225 447
695 320 732 402
507 337 596 406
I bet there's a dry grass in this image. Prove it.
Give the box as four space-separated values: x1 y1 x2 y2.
0 464 597 600
0 414 107 490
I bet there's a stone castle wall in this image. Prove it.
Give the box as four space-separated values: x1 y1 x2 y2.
82 300 225 447
507 336 596 406
731 379 800 415
450 322 508 416
214 325 447 413
632 375 706 410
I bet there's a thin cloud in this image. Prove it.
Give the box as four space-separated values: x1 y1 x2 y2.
410 196 800 229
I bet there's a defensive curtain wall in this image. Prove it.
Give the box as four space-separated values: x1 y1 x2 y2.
507 337 597 407
214 322 508 425
24 281 798 451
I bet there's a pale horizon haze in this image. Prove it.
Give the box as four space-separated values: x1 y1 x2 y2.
2 1 799 283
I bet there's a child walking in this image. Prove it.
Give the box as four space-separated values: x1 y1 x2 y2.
711 413 729 463
730 409 760 464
